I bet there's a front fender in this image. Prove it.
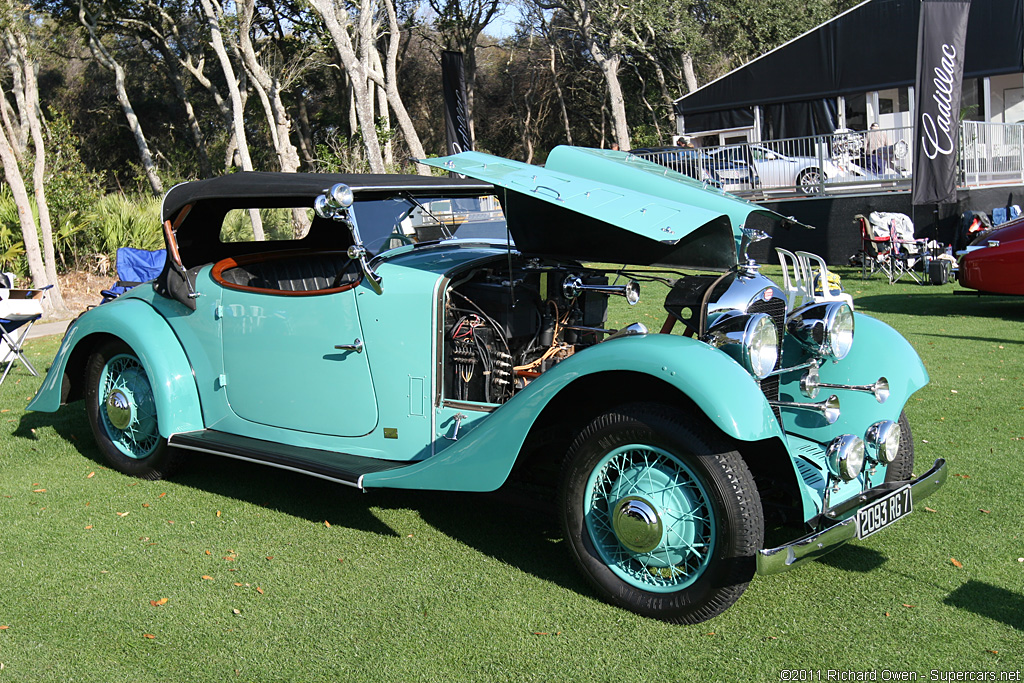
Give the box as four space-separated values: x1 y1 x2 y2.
363 333 783 491
28 298 204 437
779 313 928 442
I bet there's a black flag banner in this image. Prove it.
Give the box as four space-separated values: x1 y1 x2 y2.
912 0 971 205
442 51 472 155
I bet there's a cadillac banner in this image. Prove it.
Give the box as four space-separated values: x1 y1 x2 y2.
442 51 473 156
912 0 971 205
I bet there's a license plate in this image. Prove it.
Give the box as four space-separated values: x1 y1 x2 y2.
856 485 913 539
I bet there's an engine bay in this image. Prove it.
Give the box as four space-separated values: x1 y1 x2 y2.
443 257 614 404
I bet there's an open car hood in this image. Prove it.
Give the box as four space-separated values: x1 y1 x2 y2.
421 146 797 269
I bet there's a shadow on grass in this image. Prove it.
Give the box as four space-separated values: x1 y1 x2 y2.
944 580 1024 631
16 403 589 594
854 290 1024 322
173 458 588 594
815 544 888 573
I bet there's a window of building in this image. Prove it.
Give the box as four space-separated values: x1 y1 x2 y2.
845 94 867 130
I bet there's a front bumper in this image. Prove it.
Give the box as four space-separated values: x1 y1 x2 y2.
756 458 948 575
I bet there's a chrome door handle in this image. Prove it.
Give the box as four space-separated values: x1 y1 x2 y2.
334 339 363 353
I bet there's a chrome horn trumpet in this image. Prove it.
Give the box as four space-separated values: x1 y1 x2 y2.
562 275 640 305
768 394 841 425
800 365 889 404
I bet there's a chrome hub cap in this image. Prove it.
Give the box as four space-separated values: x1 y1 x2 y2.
612 497 663 553
105 389 133 431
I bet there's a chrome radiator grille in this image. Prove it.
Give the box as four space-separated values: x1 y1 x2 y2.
749 295 787 423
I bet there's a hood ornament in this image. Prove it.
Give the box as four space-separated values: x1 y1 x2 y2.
738 226 770 276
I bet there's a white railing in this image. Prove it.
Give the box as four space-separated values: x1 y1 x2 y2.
633 122 1024 199
960 121 1024 186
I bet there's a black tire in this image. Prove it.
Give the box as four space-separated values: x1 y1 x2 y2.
884 410 915 482
85 340 181 480
559 403 764 624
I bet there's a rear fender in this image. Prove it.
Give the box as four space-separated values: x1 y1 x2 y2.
363 333 785 491
28 299 204 437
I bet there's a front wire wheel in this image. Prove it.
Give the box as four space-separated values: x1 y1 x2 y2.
560 403 764 624
884 410 915 482
85 340 181 480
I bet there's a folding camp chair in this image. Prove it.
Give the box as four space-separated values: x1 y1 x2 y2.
0 285 51 386
100 248 166 303
855 214 890 279
883 219 921 285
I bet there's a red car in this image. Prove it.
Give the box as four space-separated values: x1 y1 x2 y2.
957 217 1024 295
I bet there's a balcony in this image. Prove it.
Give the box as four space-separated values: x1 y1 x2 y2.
632 122 1024 201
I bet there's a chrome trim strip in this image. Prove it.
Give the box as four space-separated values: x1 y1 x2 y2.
169 440 363 490
756 458 947 575
763 360 816 378
441 399 498 413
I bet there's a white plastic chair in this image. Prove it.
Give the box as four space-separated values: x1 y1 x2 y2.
796 251 855 308
775 247 813 311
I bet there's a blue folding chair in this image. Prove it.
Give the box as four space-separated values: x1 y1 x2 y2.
100 248 166 303
0 285 52 386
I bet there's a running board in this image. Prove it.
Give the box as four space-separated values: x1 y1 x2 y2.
168 430 414 490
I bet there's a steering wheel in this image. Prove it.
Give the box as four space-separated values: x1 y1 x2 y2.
385 231 415 247
330 258 361 289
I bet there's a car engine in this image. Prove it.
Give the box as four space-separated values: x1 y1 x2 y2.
443 257 614 404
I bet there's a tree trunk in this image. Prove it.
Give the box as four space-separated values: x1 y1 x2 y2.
157 43 212 177
592 47 629 150
237 0 301 175
549 44 573 145
16 35 66 314
681 51 698 95
295 98 315 167
380 0 429 172
78 4 163 195
198 0 265 240
308 0 386 173
0 118 46 293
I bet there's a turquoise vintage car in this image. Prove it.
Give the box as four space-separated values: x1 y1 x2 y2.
30 147 947 624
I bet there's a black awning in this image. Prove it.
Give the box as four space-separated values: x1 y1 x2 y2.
675 0 1023 117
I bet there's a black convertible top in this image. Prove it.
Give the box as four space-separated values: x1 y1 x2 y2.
161 171 494 223
156 171 496 310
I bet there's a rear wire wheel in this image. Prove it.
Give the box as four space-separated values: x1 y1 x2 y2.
85 340 181 480
559 403 764 623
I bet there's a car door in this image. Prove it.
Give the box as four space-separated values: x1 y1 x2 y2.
219 285 379 437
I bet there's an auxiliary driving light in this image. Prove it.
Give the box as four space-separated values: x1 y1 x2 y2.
865 420 901 464
826 434 865 481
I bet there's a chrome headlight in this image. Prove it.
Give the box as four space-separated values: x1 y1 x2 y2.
787 301 855 360
865 420 901 464
702 311 779 379
826 434 865 481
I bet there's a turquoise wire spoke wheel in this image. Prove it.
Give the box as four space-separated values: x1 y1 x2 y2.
560 403 764 624
97 354 160 459
85 340 180 480
585 444 716 593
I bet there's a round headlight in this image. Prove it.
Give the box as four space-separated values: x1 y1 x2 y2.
788 301 855 360
865 420 901 464
702 311 779 380
746 313 779 379
826 303 855 359
826 434 865 481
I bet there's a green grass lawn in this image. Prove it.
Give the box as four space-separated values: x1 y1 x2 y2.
1 268 1022 682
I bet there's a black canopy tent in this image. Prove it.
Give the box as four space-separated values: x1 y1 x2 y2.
675 0 1024 138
